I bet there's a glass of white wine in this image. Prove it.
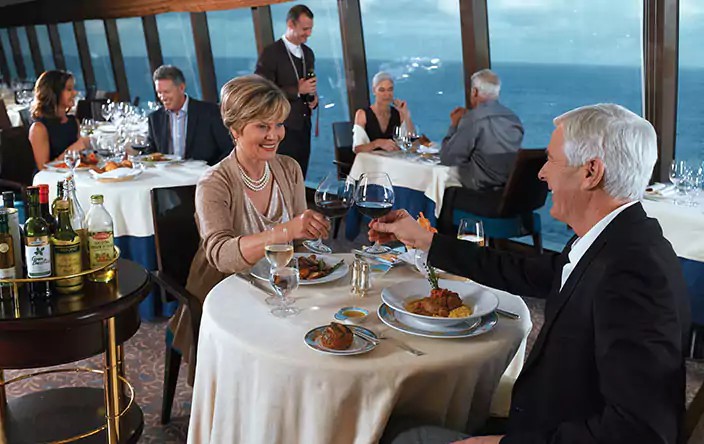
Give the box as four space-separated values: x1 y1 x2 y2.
64 150 81 177
457 218 485 247
264 228 293 306
269 257 301 318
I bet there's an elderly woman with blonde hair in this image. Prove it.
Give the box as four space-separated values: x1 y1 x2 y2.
352 71 415 153
169 74 330 376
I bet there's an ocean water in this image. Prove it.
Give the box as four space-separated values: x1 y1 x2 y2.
75 56 704 250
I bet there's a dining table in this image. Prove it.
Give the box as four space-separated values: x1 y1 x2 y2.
187 254 532 444
32 161 210 319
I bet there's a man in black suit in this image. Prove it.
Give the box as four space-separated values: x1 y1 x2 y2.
147 65 232 166
371 104 690 444
255 4 317 179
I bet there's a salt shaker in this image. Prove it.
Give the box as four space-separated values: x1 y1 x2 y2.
351 257 372 297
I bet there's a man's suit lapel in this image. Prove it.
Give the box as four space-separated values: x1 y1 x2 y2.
159 109 170 154
185 100 198 159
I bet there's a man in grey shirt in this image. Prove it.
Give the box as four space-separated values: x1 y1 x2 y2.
440 69 524 190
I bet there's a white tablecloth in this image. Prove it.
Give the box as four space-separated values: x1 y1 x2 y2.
349 152 455 218
33 163 209 237
642 193 704 262
6 103 26 127
188 256 532 444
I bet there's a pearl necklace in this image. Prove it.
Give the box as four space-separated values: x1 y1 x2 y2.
238 161 271 192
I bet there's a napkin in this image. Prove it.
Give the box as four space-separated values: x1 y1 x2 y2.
645 183 677 197
90 167 138 179
417 142 440 154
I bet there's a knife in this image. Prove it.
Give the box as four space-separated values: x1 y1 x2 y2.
235 273 275 296
496 308 520 320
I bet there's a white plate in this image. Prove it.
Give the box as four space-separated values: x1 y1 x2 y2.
381 278 498 329
44 160 91 172
378 303 497 339
137 154 183 165
250 253 349 285
89 167 143 182
304 325 378 355
95 124 117 133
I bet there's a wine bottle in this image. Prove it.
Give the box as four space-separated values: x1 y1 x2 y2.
38 184 56 235
50 181 64 218
0 208 16 285
51 200 83 294
24 187 52 278
85 195 115 282
2 191 13 209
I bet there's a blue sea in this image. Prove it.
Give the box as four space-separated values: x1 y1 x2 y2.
83 56 704 251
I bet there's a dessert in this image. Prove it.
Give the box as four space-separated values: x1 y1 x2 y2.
320 322 354 350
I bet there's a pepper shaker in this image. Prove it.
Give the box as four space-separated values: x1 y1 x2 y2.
351 257 372 297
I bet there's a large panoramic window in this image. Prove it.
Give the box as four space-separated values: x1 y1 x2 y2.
84 20 116 92
16 27 35 79
206 8 258 91
156 13 201 99
35 25 55 71
0 29 18 81
57 23 85 91
271 0 349 186
116 18 153 103
677 0 704 162
360 0 464 144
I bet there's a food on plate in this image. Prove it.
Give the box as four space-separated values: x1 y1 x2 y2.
82 152 99 165
120 159 133 168
417 212 438 234
405 287 472 318
319 322 353 350
143 152 166 162
297 255 344 280
417 134 432 147
103 161 120 172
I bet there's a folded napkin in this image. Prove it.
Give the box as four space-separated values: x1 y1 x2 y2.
417 142 440 154
645 183 677 197
90 167 139 179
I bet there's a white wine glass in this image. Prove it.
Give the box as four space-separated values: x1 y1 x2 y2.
457 218 485 247
392 126 406 151
269 257 301 318
64 150 81 177
264 228 293 306
304 172 355 254
355 172 395 254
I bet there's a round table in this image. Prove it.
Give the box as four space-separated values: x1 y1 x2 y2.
188 255 532 444
0 259 151 444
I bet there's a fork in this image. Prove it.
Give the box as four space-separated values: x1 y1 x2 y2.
374 330 426 356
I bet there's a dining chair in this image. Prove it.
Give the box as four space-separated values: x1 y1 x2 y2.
18 107 31 127
0 126 36 194
149 185 202 424
332 121 355 239
686 377 704 442
0 101 12 130
76 98 108 121
438 148 548 253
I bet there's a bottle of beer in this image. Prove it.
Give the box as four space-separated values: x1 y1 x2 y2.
38 184 56 235
52 200 83 294
85 195 115 282
0 208 15 284
51 181 64 218
24 187 52 279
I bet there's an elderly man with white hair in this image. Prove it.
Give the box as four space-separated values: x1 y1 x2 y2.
373 104 690 444
440 69 524 191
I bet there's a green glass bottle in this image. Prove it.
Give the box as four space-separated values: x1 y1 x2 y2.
24 187 52 278
0 208 16 285
50 180 64 218
52 200 83 294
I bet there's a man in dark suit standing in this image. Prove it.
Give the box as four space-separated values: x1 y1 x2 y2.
371 104 690 444
255 4 317 179
147 65 232 166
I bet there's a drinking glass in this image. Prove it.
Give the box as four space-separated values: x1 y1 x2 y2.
304 172 355 254
457 218 485 246
670 160 688 194
392 126 406 151
64 150 81 177
355 172 395 254
269 257 301 318
264 228 293 306
101 102 114 122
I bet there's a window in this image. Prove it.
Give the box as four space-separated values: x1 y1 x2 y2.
57 23 86 91
677 0 704 162
0 28 17 81
35 25 55 71
116 18 153 103
156 13 201 99
271 0 349 186
16 27 35 79
84 20 116 92
360 0 464 145
206 8 258 91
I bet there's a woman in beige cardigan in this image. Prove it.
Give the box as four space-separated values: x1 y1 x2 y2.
169 75 330 372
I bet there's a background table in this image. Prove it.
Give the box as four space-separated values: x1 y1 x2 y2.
5 104 26 127
188 255 532 444
345 152 453 240
33 163 209 319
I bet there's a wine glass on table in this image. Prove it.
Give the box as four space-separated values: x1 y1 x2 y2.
355 172 395 254
457 218 485 246
392 126 406 151
304 172 356 254
64 150 81 177
129 133 150 168
264 227 293 306
269 256 301 318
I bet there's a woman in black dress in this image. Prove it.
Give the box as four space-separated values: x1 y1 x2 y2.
28 70 90 170
352 71 415 153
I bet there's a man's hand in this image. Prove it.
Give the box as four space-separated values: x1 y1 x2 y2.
368 209 434 251
450 106 467 127
298 77 317 95
308 94 319 109
451 436 504 444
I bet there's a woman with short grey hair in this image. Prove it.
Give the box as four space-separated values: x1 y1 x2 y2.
352 71 415 153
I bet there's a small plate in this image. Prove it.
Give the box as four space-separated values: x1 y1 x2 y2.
44 160 91 172
251 253 348 285
377 303 498 339
334 306 370 324
304 325 378 355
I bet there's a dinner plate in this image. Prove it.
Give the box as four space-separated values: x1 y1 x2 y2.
304 325 378 355
378 303 498 339
250 253 349 285
137 154 183 165
89 167 143 183
44 160 92 172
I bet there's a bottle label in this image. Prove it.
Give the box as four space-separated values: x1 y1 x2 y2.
0 242 8 254
0 267 15 279
88 231 115 269
25 236 52 277
53 239 82 276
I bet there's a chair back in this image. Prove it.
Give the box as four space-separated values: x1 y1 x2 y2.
686 378 704 443
18 107 31 127
0 101 12 130
498 148 549 217
332 121 355 177
0 126 36 188
76 98 108 121
150 185 199 287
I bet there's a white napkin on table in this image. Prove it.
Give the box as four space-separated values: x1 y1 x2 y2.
90 167 137 179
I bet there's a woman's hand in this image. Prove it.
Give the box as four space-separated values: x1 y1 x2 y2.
286 209 330 240
78 136 91 151
369 209 434 251
375 139 399 152
393 99 410 119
